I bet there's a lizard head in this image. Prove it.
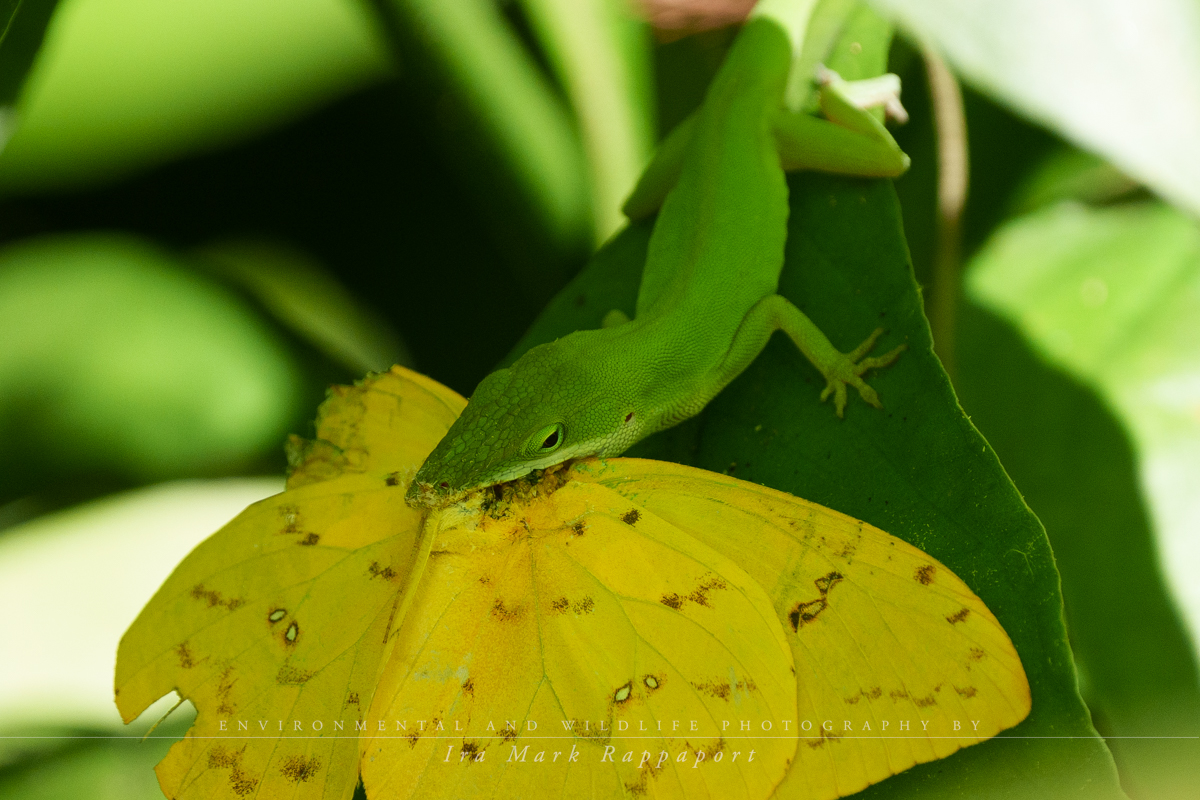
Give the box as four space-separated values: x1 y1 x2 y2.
404 332 643 507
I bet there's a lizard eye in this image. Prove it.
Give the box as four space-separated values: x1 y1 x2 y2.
529 423 565 455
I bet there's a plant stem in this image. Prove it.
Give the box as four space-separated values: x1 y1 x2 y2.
923 44 967 381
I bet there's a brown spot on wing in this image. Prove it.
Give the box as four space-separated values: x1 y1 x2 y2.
175 642 195 669
550 597 570 613
806 729 842 749
208 745 241 768
573 596 594 614
844 686 884 705
229 767 257 796
298 532 320 546
462 678 475 697
208 746 257 796
368 562 397 581
789 571 843 631
190 584 245 611
491 599 523 622
621 509 641 525
385 472 400 486
814 571 844 594
955 685 977 698
276 664 314 685
216 667 237 715
280 755 320 782
789 597 827 631
914 564 936 585
946 607 971 624
625 768 651 796
684 737 726 760
661 574 727 611
660 593 683 610
571 521 587 536
914 694 937 708
690 678 755 701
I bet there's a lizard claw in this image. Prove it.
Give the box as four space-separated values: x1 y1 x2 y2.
818 328 906 418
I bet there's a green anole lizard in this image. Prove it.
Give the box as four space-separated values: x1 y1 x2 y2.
407 0 908 507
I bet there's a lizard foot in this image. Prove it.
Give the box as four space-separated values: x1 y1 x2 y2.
817 328 906 418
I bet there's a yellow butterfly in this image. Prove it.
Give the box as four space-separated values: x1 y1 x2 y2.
116 366 1029 800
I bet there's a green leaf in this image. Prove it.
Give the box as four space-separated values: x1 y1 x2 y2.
505 173 1127 797
0 234 303 497
964 199 1200 799
0 0 390 194
870 0 1200 216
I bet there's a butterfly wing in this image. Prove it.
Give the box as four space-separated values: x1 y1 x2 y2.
360 476 799 800
115 366 463 799
580 458 1031 800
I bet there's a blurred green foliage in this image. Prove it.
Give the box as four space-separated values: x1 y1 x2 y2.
0 0 59 107
0 0 389 193
1 1 1197 799
0 235 302 503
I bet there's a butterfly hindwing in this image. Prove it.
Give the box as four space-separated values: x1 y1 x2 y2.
583 458 1031 800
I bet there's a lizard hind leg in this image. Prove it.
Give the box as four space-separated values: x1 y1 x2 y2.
722 294 906 418
816 326 907 416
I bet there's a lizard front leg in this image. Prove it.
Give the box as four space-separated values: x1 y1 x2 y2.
716 294 905 417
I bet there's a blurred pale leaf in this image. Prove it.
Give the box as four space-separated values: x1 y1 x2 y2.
0 478 279 733
871 0 1200 216
966 200 1200 798
0 234 302 488
968 200 1200 637
0 0 390 194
